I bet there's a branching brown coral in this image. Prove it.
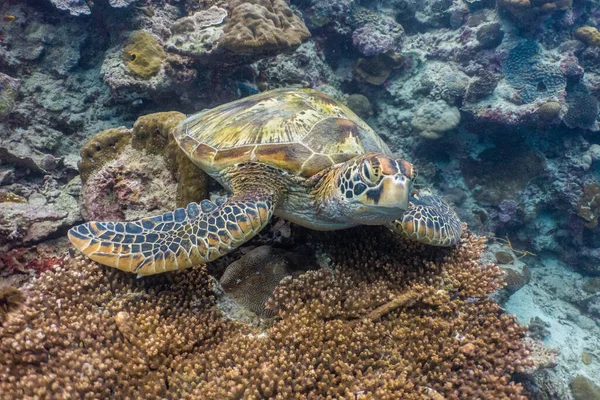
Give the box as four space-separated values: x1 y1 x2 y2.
0 258 234 399
0 227 530 398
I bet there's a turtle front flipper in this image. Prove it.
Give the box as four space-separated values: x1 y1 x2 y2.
389 192 463 247
68 192 277 275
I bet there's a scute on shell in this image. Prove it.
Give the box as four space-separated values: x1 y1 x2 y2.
173 88 391 177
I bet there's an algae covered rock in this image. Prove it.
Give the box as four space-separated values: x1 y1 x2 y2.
345 94 373 120
411 100 461 139
166 6 228 60
123 31 167 80
79 112 209 222
0 73 19 118
167 0 310 65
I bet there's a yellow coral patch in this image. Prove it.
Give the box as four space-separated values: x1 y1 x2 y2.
123 31 166 79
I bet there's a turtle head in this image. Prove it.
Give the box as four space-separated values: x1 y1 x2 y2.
333 153 415 225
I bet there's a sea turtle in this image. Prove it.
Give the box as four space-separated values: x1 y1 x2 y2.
69 88 463 276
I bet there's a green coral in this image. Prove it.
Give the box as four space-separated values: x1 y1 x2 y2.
78 127 132 183
123 31 166 79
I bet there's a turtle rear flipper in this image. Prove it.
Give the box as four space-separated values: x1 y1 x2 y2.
68 193 276 275
389 193 463 247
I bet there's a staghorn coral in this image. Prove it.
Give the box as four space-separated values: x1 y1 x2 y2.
0 257 232 399
123 31 167 80
0 227 530 398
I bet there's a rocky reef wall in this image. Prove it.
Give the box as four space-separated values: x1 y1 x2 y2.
1 0 600 398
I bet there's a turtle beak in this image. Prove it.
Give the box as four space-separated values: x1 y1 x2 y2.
378 174 411 210
362 173 412 212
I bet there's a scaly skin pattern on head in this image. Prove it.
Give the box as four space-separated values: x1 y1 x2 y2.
311 152 415 226
388 192 464 246
69 163 282 276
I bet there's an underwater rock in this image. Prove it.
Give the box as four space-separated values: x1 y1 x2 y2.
102 32 195 102
166 6 229 61
219 245 319 318
81 147 177 221
49 0 136 16
460 147 547 205
255 41 341 91
0 179 81 251
345 94 373 120
48 0 90 16
476 23 504 49
79 112 208 221
300 0 356 34
351 11 404 57
354 54 398 85
498 0 572 25
0 73 19 119
411 100 460 139
571 375 600 400
576 183 600 229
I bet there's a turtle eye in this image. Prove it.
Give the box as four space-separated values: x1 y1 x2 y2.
361 160 381 185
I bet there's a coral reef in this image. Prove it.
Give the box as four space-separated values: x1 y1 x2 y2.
504 40 566 104
564 83 599 130
2 0 600 396
168 0 310 66
220 0 310 56
498 0 572 25
0 72 19 118
78 112 208 221
575 26 600 47
123 31 167 80
0 227 531 398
